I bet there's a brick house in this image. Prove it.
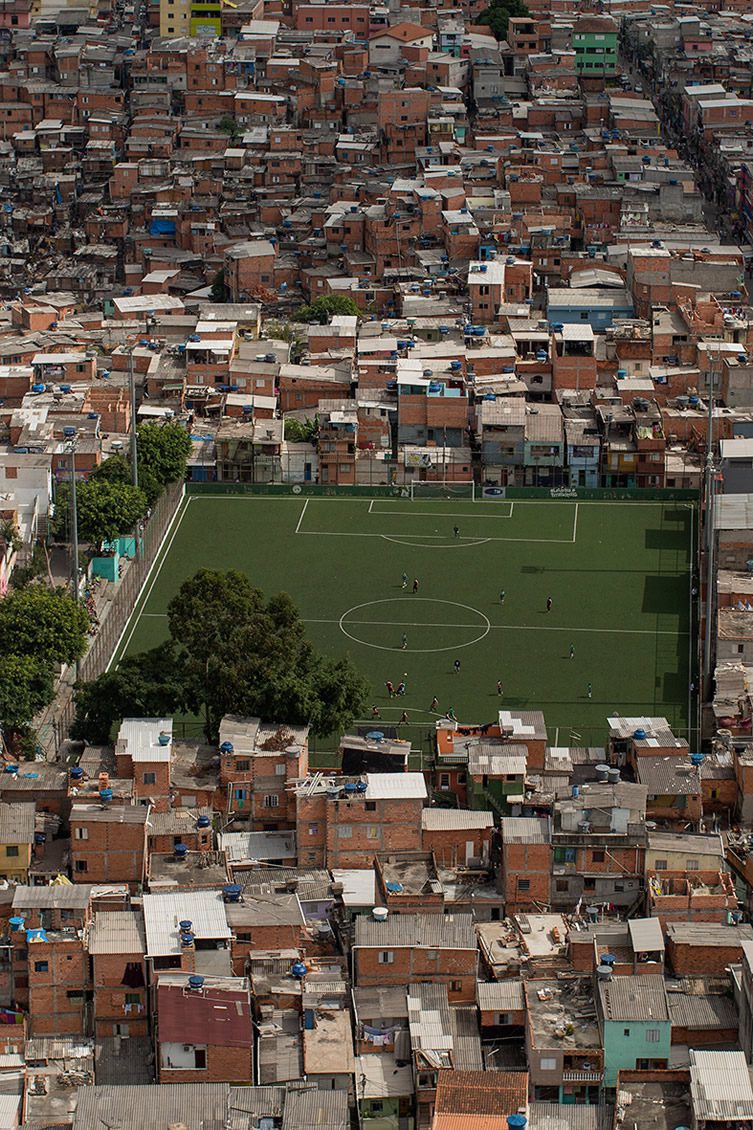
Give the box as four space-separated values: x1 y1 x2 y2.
218 716 309 829
88 910 148 1039
666 922 753 977
155 973 253 1083
421 809 495 869
296 774 427 870
114 718 174 813
70 805 149 888
499 818 551 913
353 913 477 1003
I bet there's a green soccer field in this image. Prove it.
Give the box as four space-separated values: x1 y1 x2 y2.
113 492 696 757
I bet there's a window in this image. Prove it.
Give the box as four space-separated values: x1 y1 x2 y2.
75 860 88 873
263 795 279 809
143 772 156 785
497 1012 510 1025
580 311 589 320
540 1057 556 1071
646 1028 660 1043
584 877 595 890
125 992 141 1005
654 859 667 870
458 773 467 785
518 879 530 890
337 825 352 838
451 980 462 992
366 826 379 840
370 1101 384 1114
624 1028 631 1037
67 990 84 1000
275 763 286 776
34 961 48 973
426 949 438 960
556 879 569 892
235 759 250 771
378 951 394 964
308 823 319 836
440 773 451 789
365 801 376 812
74 827 89 841
686 859 699 871
592 850 605 863
5 846 18 858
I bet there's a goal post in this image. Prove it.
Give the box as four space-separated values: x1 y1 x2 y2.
409 481 476 501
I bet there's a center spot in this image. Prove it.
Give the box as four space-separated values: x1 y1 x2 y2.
338 598 491 653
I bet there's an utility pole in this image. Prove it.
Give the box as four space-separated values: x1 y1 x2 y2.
67 436 79 600
702 352 718 699
129 346 138 490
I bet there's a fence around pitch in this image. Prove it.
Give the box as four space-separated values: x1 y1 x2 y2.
34 481 185 757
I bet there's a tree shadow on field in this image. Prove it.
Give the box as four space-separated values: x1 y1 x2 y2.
642 575 687 618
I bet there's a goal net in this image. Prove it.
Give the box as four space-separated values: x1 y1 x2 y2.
410 481 475 501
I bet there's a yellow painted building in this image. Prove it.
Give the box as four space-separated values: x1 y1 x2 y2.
0 803 35 882
160 0 221 36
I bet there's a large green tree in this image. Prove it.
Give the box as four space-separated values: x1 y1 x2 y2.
477 0 529 41
91 453 162 508
54 480 148 552
71 642 188 745
137 422 192 488
0 586 89 668
293 295 361 324
0 655 55 730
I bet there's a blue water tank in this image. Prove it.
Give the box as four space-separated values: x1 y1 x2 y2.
60 384 71 393
197 815 211 828
386 881 403 893
188 975 205 989
70 767 84 780
63 426 76 438
99 788 113 802
223 884 242 902
31 383 45 393
633 728 647 740
8 917 24 932
690 752 705 766
507 1117 527 1130
572 784 580 799
179 920 192 932
180 932 194 947
174 843 188 859
4 765 18 775
220 741 234 754
344 782 359 794
291 962 307 978
158 732 170 746
355 781 368 793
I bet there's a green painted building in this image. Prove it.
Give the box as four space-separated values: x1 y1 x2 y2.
467 744 527 816
190 0 221 36
572 15 618 78
597 974 671 1087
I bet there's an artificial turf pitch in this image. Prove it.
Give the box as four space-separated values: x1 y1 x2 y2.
114 493 695 754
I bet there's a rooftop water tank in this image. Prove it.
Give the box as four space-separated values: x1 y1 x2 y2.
70 767 84 781
174 843 188 860
158 731 170 747
220 741 234 754
197 815 211 828
188 975 205 990
372 906 389 922
291 962 307 978
223 884 242 903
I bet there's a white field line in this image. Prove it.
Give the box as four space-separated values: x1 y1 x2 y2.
106 493 191 669
294 498 309 534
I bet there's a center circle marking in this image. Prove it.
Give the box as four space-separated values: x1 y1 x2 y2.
338 597 491 653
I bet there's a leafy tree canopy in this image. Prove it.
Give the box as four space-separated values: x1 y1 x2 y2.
477 0 530 41
0 586 89 667
0 655 54 731
74 569 370 744
54 480 148 552
90 454 163 508
71 642 188 745
293 295 361 324
137 422 193 488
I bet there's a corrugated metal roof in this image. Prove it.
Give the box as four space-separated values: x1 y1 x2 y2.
529 1102 613 1130
408 982 453 1052
598 975 669 1022
142 890 231 957
476 981 525 1011
422 810 495 830
281 1088 349 1130
13 884 92 909
88 911 146 955
666 922 753 946
627 918 664 953
500 817 549 844
355 912 475 950
364 773 427 800
690 1050 753 1120
73 1083 229 1130
71 803 149 824
94 1037 154 1086
147 807 213 835
667 991 738 1030
0 804 34 844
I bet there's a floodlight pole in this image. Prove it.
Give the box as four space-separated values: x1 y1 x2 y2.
702 357 717 700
